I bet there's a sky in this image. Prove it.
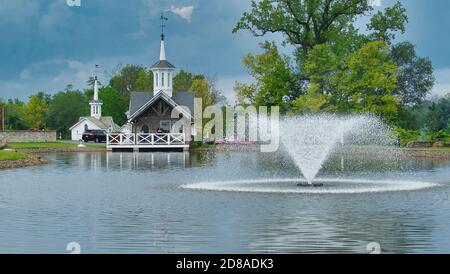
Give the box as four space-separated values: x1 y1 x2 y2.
0 0 449 103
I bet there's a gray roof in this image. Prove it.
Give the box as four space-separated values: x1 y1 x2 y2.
129 92 195 118
70 116 119 131
151 60 175 69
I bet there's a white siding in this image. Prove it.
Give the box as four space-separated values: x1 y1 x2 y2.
71 119 102 141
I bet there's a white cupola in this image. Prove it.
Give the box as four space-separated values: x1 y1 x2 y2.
151 32 175 97
89 76 103 119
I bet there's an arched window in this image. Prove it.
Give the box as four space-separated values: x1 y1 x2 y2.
162 72 165 87
168 73 171 87
84 124 89 132
155 72 158 86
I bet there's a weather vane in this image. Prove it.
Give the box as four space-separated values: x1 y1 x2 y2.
160 12 169 39
94 64 99 80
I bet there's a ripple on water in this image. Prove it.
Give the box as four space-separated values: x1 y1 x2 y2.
181 178 438 194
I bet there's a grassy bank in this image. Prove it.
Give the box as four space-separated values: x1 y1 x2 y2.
8 142 102 150
0 150 29 161
7 142 105 151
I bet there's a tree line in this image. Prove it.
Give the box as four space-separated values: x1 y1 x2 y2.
233 0 449 144
0 65 226 139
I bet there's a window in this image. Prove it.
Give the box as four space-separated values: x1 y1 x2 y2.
160 120 171 132
162 72 165 87
168 73 171 87
155 72 158 86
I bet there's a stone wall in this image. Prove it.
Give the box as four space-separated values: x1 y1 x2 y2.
0 131 57 143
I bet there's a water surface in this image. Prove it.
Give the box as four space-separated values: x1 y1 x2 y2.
0 152 449 254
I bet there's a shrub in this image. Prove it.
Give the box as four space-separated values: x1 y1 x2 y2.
393 127 421 147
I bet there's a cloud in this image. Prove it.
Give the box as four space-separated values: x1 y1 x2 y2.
430 68 450 98
168 5 194 22
0 58 124 100
217 74 254 104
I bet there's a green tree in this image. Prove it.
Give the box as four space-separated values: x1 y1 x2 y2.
233 0 374 61
25 94 49 129
426 103 442 132
234 0 418 122
292 83 328 113
301 41 400 121
234 41 295 111
335 41 400 121
173 70 204 92
3 99 29 130
367 2 408 43
235 82 257 105
390 42 435 106
46 90 88 138
134 68 153 92
189 79 212 108
84 86 128 126
109 65 146 98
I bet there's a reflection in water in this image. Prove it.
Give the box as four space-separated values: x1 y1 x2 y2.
0 151 449 253
72 152 194 171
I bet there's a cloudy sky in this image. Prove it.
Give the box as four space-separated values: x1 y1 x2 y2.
0 0 449 103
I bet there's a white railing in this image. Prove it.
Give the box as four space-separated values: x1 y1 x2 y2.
107 133 186 146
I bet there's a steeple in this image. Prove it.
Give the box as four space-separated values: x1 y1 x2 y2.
160 34 166 61
93 76 99 101
90 65 103 119
151 14 175 97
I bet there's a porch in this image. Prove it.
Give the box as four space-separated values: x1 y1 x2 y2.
107 133 189 151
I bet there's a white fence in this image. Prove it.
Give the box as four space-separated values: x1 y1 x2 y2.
107 133 186 147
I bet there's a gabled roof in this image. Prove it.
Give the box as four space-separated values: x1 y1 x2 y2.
151 60 175 69
70 116 119 131
128 91 194 122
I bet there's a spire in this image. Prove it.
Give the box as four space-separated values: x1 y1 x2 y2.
151 14 174 97
90 64 103 119
159 36 166 61
159 13 168 61
93 76 99 101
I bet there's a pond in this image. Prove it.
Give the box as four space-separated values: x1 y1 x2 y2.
0 151 449 254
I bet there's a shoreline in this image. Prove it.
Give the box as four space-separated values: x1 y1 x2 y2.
0 155 49 170
402 149 450 159
20 147 107 154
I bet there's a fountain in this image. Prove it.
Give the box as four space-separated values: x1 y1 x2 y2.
182 114 437 194
280 114 397 186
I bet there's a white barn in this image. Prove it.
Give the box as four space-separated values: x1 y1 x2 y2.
70 77 119 141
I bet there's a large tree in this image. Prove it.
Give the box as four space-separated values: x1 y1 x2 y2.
295 41 400 121
85 87 128 126
232 0 430 123
25 93 49 129
46 90 88 138
2 99 29 130
173 70 204 92
234 41 295 111
134 68 153 92
109 65 147 98
390 42 435 106
234 0 371 61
